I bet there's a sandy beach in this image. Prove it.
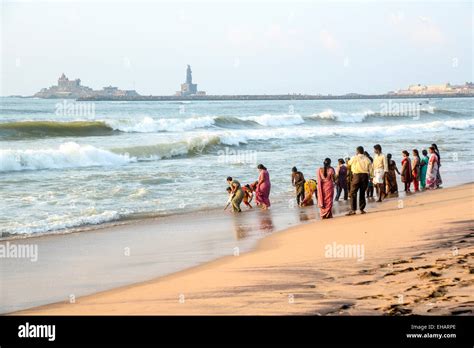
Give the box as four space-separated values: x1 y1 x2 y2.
15 183 473 316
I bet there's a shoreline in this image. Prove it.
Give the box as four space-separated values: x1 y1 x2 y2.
13 182 474 315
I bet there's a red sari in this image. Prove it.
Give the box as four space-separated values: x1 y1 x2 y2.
317 167 335 219
255 169 271 207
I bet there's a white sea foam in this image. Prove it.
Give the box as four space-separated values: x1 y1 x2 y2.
0 142 133 172
308 109 376 123
217 118 474 144
242 114 305 126
2 210 121 235
104 116 215 132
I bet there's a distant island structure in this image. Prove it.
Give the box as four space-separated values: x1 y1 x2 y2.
32 72 473 101
175 65 206 96
390 82 473 96
34 73 140 99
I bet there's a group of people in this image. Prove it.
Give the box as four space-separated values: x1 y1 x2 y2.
225 164 271 213
225 143 443 219
293 143 443 219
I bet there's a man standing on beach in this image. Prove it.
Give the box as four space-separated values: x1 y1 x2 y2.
373 144 388 202
346 146 372 215
291 167 306 206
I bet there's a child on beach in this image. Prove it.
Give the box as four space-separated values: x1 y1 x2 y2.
224 187 233 211
366 178 374 198
242 184 254 209
335 158 348 201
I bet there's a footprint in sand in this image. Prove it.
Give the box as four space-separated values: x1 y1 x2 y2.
419 271 442 279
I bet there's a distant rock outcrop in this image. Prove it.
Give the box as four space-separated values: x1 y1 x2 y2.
34 74 140 99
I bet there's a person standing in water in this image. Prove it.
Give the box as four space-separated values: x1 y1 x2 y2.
291 166 306 206
419 149 429 190
242 184 254 209
301 178 317 206
226 176 244 213
372 144 388 202
255 164 271 209
317 158 335 219
347 146 372 215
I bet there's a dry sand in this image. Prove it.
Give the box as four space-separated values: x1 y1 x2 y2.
16 183 474 315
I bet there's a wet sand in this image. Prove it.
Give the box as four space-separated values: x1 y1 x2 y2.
2 196 343 314
15 183 474 315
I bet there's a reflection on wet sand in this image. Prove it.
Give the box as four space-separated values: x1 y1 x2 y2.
232 217 251 240
298 208 318 222
231 209 275 240
258 211 274 233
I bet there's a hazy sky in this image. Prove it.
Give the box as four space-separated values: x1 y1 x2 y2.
1 0 472 96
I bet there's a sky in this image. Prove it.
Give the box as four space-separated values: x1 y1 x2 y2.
1 0 472 96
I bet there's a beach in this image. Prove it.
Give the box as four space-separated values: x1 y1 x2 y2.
15 183 474 316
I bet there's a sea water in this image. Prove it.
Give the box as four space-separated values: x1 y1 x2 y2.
1 97 473 237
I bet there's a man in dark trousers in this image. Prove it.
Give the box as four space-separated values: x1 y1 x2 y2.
346 146 372 215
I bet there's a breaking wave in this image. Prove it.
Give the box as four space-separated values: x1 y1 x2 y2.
308 107 461 123
1 118 472 172
0 106 466 140
0 135 221 172
0 120 117 139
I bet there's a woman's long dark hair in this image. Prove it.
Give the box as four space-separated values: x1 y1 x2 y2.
413 149 420 162
431 143 441 164
323 158 331 177
257 164 267 171
364 151 373 163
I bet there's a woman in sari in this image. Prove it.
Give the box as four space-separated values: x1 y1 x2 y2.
317 158 335 219
385 153 400 194
301 178 317 206
401 150 412 192
431 143 442 188
226 176 244 212
419 149 429 190
426 146 440 189
411 149 421 192
255 164 271 209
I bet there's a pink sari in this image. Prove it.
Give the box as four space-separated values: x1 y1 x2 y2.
426 153 439 189
317 167 335 219
255 169 271 207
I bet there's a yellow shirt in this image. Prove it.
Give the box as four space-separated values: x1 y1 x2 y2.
373 153 388 173
348 154 372 174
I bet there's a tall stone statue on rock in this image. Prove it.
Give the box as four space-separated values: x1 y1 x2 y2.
186 65 193 84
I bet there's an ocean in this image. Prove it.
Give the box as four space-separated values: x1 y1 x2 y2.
1 96 473 238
